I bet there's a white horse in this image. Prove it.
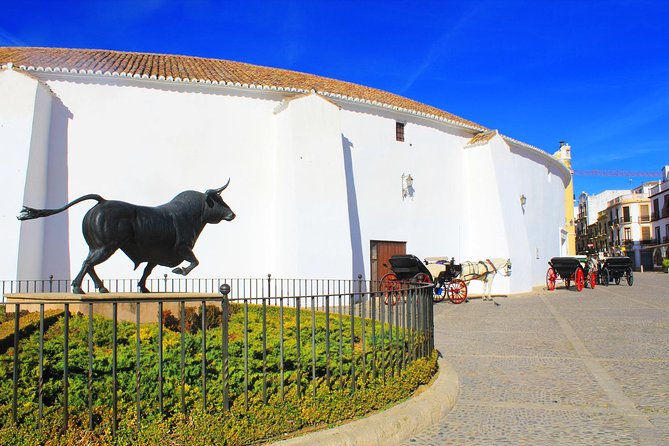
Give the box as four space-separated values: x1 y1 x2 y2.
459 258 512 300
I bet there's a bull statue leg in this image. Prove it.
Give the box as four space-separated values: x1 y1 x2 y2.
138 263 157 293
171 247 199 276
72 246 117 294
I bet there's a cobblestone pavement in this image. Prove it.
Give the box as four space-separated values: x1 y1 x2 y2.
404 272 669 445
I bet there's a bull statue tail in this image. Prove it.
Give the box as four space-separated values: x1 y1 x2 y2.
17 194 105 221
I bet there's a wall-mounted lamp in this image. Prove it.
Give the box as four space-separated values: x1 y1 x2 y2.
402 173 414 200
520 194 527 214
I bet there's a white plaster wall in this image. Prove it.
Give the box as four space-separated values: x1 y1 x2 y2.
0 69 52 281
273 94 352 279
36 75 282 282
2 70 571 294
337 105 470 279
508 143 569 288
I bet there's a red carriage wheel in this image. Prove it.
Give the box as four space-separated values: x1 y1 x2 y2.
381 273 401 305
413 272 432 284
575 267 585 292
546 267 557 291
447 279 468 304
589 271 596 289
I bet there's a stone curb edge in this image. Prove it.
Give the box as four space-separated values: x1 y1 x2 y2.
271 356 459 446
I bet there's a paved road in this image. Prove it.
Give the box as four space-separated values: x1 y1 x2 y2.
405 272 669 445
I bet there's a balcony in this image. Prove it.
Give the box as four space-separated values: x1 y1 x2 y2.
649 181 669 196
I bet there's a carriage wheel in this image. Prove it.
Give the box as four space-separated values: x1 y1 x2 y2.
412 272 433 302
602 268 609 287
381 273 401 305
626 267 634 286
447 279 468 304
433 280 447 303
433 286 446 303
413 273 432 284
546 267 557 291
575 267 585 292
589 272 597 289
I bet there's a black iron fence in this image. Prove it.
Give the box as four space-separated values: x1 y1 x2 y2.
0 277 434 438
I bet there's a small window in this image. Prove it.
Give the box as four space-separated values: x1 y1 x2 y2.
395 121 405 142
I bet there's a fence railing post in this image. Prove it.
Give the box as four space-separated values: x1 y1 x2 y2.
1 276 433 434
220 283 231 411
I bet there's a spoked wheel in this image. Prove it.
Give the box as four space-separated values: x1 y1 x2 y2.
381 273 401 305
413 272 432 285
447 279 468 304
626 267 634 286
602 268 609 286
433 280 447 303
412 272 432 303
546 267 557 291
575 267 585 292
589 271 597 289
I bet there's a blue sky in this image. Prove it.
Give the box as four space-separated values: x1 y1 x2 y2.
2 0 668 195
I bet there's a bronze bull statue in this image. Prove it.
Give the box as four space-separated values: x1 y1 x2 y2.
18 180 235 294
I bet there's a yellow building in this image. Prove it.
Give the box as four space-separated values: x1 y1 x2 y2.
554 142 576 255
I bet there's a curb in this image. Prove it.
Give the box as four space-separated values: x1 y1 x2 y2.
271 356 459 445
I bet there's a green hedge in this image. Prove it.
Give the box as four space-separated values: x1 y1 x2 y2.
0 351 437 445
0 306 437 445
0 309 63 353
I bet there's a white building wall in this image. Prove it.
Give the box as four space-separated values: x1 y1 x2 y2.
0 69 53 280
32 75 282 281
273 94 352 279
337 105 469 278
507 142 570 288
1 68 572 293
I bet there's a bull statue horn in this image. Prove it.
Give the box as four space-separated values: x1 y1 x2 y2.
206 178 231 196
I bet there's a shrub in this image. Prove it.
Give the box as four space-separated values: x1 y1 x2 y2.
0 309 63 353
0 306 438 445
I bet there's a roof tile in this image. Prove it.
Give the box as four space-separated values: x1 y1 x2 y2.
0 47 486 130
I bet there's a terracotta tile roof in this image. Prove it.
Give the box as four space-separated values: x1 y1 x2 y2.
0 47 487 131
466 130 498 147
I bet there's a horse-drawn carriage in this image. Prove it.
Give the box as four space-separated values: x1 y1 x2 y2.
379 255 468 304
425 257 468 304
380 255 511 304
598 256 634 286
546 256 597 291
379 255 433 305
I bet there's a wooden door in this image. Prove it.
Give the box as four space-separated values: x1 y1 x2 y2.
370 240 406 282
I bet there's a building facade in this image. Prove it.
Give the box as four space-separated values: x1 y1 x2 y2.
649 166 669 266
606 184 655 268
577 181 662 270
0 47 572 295
576 189 627 254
